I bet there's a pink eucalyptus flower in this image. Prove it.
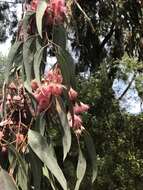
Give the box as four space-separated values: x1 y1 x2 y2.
9 82 17 90
46 0 66 24
69 114 82 129
1 146 7 152
30 0 39 11
41 85 53 97
31 79 39 91
16 134 24 144
51 84 63 96
13 95 21 102
37 97 51 112
68 87 78 101
7 94 12 101
0 131 4 140
74 102 90 114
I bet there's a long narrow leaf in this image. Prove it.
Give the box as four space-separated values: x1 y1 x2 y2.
43 166 57 190
84 132 97 183
74 147 86 190
53 24 66 49
5 41 23 83
34 47 44 84
57 49 75 89
0 169 18 190
28 129 68 190
29 148 43 190
36 0 48 38
56 98 71 160
23 37 35 85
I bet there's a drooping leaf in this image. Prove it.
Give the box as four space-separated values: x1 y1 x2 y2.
23 36 35 85
57 48 75 89
34 46 44 84
28 129 68 190
8 149 17 174
53 24 66 49
36 0 48 38
56 98 71 160
34 113 46 135
5 41 23 83
43 166 57 190
84 132 97 183
8 145 28 190
0 168 18 190
8 51 23 82
23 11 35 34
16 158 29 190
9 144 27 177
28 148 43 190
74 147 87 190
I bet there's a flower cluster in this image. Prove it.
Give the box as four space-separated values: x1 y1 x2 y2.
32 66 64 113
0 66 89 152
31 66 89 136
29 0 66 24
67 88 89 137
0 82 30 152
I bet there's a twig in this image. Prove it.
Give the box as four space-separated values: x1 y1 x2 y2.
118 73 136 100
74 0 96 33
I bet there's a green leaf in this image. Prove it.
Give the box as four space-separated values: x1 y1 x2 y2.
56 98 71 161
16 159 28 190
84 132 97 183
35 113 46 135
5 41 23 83
0 168 18 190
23 11 35 35
29 148 43 190
8 145 28 190
28 129 68 190
23 37 35 85
57 49 75 89
36 0 48 38
34 47 44 84
43 166 57 190
53 24 66 49
9 145 27 177
74 147 86 190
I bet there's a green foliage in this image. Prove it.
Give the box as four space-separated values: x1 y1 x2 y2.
77 68 143 190
36 0 49 38
0 168 19 190
28 129 68 190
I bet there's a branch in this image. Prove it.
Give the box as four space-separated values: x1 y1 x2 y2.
100 0 116 49
118 73 136 100
74 0 96 33
100 23 115 49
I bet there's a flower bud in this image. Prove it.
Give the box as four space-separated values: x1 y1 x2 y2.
68 87 78 101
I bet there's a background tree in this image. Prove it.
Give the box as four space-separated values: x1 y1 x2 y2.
0 0 20 42
70 1 143 189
